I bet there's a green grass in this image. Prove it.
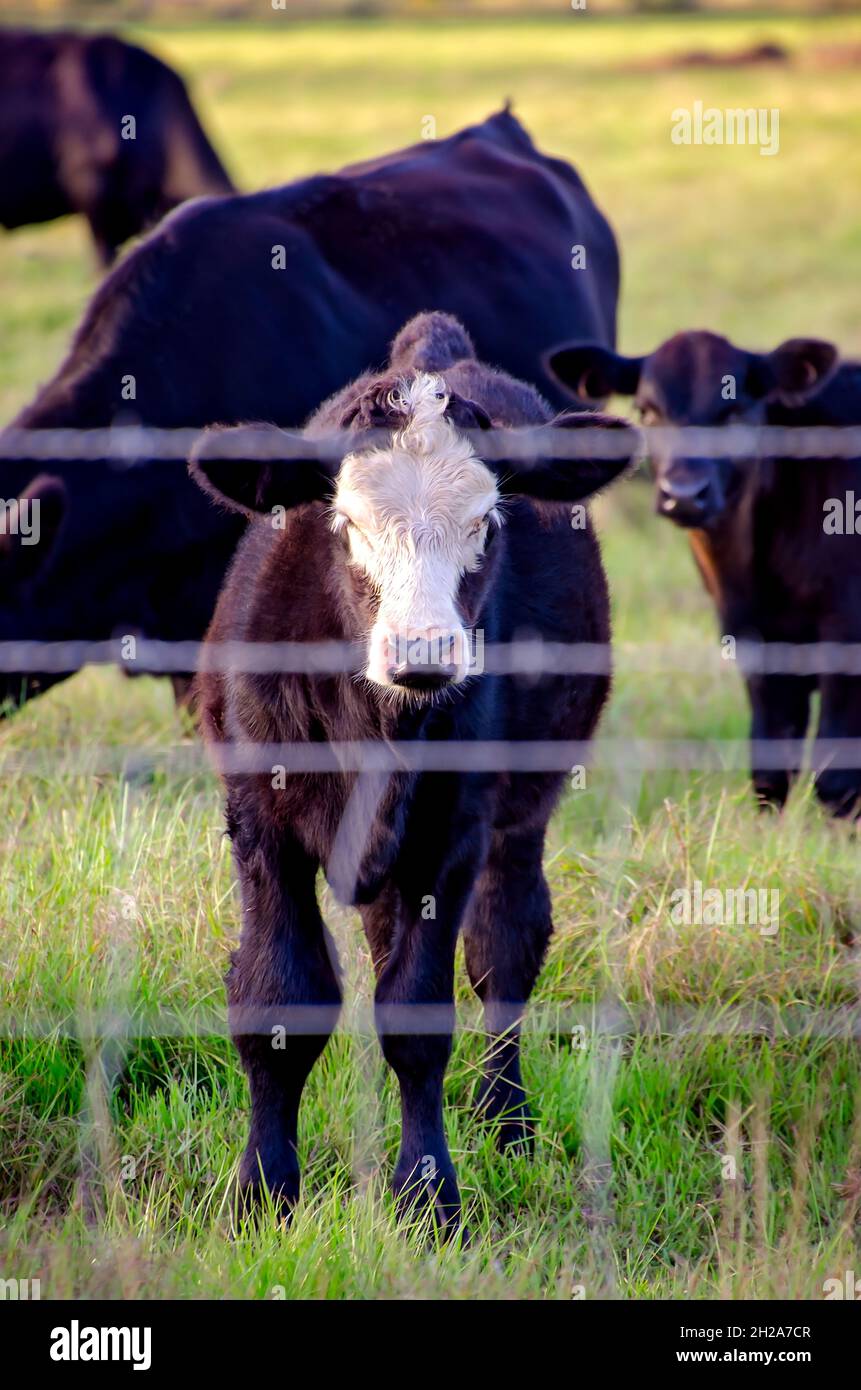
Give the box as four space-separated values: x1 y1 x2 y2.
2 13 861 1299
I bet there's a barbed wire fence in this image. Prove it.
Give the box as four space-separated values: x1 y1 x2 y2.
3 422 861 461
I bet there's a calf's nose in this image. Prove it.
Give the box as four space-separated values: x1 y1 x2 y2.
389 662 458 690
385 630 460 690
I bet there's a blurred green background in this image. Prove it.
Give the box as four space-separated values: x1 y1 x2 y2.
2 9 861 419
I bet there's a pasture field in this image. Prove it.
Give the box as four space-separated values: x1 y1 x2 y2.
2 12 861 1299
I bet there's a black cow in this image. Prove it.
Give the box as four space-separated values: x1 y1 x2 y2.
547 330 861 815
0 28 233 265
0 108 619 714
190 312 639 1227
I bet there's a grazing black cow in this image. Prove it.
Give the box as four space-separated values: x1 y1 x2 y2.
0 107 619 715
190 312 639 1228
547 330 861 815
0 28 233 265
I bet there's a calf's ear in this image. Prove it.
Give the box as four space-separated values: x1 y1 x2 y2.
488 412 641 502
189 424 336 516
751 338 838 404
0 474 67 588
544 342 644 402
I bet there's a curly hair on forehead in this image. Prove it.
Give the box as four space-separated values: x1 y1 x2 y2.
338 371 492 437
337 373 405 431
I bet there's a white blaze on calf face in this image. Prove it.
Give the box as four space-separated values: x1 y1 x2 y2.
330 373 500 690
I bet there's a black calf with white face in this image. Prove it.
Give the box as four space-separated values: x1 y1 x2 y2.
190 317 638 1232
546 331 837 528
191 374 635 702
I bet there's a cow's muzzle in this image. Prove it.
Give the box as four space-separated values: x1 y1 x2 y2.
370 627 467 695
388 659 458 692
656 467 722 528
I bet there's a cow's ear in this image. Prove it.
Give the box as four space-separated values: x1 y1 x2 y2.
489 412 641 502
0 474 67 588
750 338 839 404
189 424 336 516
544 342 644 402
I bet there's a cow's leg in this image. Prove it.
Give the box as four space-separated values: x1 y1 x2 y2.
84 190 132 270
228 801 340 1212
746 673 812 809
463 827 551 1151
814 674 861 817
372 833 484 1234
85 214 118 269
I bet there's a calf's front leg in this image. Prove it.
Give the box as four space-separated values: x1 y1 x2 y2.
228 798 341 1213
463 827 552 1150
373 822 487 1234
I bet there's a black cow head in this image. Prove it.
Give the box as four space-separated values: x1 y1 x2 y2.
0 447 246 719
546 331 838 529
0 474 67 590
0 474 68 711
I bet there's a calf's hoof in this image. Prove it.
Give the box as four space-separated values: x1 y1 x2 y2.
236 1148 300 1221
392 1154 462 1239
475 1077 536 1153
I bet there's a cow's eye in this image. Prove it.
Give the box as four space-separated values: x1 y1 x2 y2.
467 515 488 538
333 512 368 543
